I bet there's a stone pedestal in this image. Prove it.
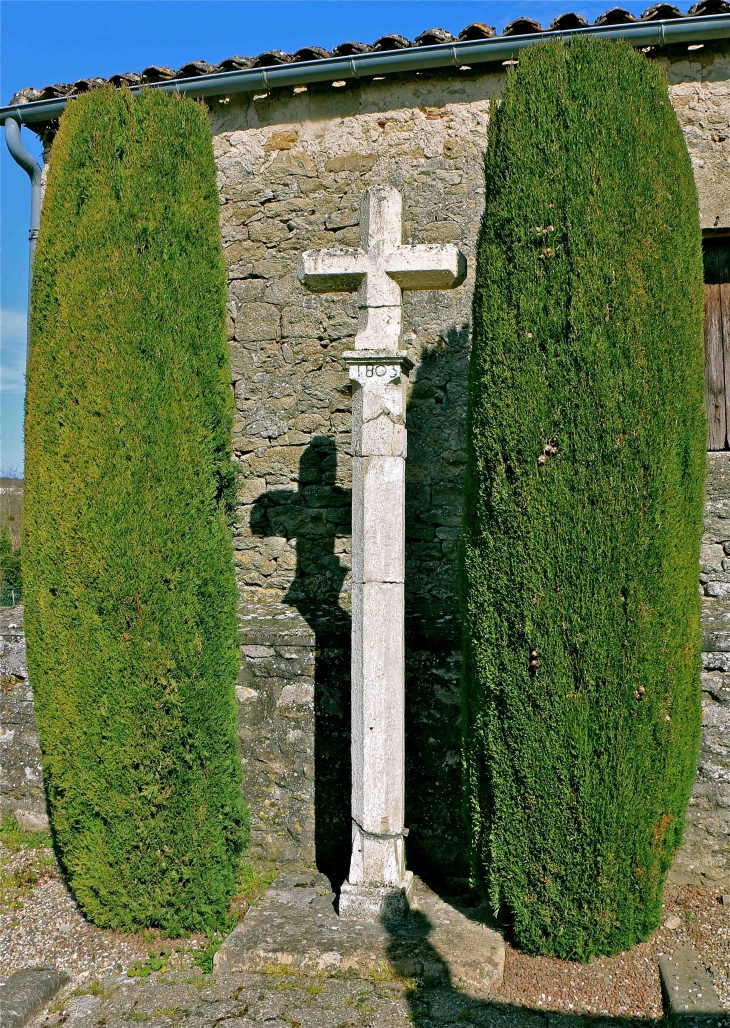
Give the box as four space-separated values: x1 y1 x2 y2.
339 351 413 920
215 869 506 999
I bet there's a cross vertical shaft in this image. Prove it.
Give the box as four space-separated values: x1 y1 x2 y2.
298 186 465 920
342 352 412 919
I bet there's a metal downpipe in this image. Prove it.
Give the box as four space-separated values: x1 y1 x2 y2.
4 118 42 292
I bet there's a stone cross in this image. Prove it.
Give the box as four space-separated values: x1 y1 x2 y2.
298 185 466 920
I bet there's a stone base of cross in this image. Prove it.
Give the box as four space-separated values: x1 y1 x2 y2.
299 186 466 921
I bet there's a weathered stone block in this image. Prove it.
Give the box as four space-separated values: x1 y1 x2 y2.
268 150 317 180
248 218 288 245
0 607 48 828
282 307 322 338
234 302 281 341
224 239 266 264
324 152 378 174
0 968 70 1028
659 948 725 1026
215 870 504 999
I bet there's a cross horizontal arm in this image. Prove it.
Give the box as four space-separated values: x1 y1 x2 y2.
298 248 368 293
385 244 467 291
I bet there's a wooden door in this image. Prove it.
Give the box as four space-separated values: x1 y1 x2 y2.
704 283 730 450
704 237 730 450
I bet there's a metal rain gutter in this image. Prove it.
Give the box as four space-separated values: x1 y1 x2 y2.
1 13 730 127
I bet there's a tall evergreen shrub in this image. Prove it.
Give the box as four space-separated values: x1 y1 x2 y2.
0 528 22 605
461 37 706 960
24 87 246 933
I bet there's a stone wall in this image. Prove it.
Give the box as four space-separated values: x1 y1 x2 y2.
0 605 47 832
2 517 727 887
671 452 730 888
211 45 730 626
211 44 730 886
2 43 728 890
235 607 467 892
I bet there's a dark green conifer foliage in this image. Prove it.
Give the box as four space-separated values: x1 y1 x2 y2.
461 37 706 960
0 528 22 606
23 87 246 933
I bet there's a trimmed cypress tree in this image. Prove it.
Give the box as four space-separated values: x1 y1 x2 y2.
23 87 246 934
461 37 706 960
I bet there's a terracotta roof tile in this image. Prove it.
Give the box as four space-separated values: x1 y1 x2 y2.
10 87 42 104
252 50 293 66
688 0 730 12
8 6 729 113
331 41 373 56
457 23 497 39
372 34 414 51
38 84 73 100
641 3 684 17
415 28 456 46
550 12 590 28
216 56 255 72
140 66 175 83
293 46 332 61
69 77 108 94
108 72 142 87
176 60 217 77
502 17 543 34
593 7 638 23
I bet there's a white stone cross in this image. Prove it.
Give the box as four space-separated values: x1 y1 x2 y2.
299 185 466 351
298 186 466 921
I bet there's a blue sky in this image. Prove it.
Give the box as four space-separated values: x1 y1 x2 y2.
1 0 653 474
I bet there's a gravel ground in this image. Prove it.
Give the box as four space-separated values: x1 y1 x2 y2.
2 838 729 1027
0 841 209 981
494 879 730 1020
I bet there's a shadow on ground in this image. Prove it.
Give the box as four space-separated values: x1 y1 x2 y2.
383 908 666 1028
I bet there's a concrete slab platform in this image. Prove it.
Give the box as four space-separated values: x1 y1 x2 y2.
214 869 504 1000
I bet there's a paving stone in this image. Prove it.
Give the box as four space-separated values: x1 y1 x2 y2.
659 947 725 1026
0 967 70 1028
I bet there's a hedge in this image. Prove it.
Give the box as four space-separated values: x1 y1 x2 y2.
23 87 246 934
0 528 22 606
461 37 706 960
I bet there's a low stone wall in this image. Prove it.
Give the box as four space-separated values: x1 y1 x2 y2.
0 605 47 832
236 608 350 885
671 452 730 888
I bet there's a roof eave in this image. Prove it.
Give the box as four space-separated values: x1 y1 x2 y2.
2 13 729 127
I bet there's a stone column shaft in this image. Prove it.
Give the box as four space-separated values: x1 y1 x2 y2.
339 352 413 920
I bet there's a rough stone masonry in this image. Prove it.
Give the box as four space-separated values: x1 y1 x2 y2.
2 43 729 893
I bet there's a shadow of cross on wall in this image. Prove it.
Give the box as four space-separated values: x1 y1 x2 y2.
249 436 353 889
